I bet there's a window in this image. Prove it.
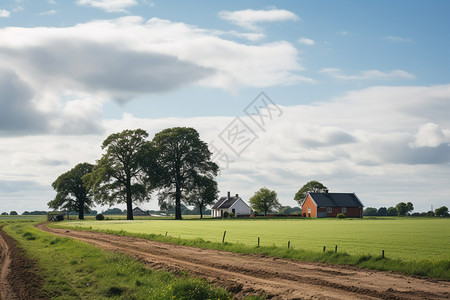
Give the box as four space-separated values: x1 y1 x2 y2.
307 208 311 213
342 207 347 213
327 207 332 213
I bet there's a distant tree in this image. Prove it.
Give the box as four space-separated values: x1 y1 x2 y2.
185 175 218 219
294 181 327 206
396 202 414 216
425 210 435 217
84 129 152 220
1 212 8 215
279 206 293 215
363 207 377 216
249 187 281 216
49 162 94 220
102 208 124 215
10 211 18 215
386 207 398 216
435 206 449 217
377 207 387 216
150 127 218 220
22 211 30 215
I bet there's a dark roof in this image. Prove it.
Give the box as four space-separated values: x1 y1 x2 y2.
308 193 364 208
212 196 240 209
133 207 145 212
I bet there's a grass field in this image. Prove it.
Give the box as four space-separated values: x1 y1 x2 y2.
56 217 450 262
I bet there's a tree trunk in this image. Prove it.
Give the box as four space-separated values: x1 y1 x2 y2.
175 180 182 220
126 175 133 220
199 203 203 219
78 199 84 220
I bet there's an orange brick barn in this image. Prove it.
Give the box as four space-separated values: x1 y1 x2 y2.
301 192 364 218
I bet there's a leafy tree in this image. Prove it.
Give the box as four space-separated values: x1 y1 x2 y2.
102 207 124 215
48 162 94 219
435 206 449 217
1 212 7 215
83 129 151 220
150 127 218 220
185 175 218 219
377 207 387 216
10 211 18 215
249 187 281 216
396 202 414 216
294 180 327 206
386 206 398 216
363 207 377 216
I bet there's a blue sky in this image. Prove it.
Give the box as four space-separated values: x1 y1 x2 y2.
1 0 449 214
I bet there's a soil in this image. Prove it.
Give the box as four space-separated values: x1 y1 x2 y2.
0 226 46 300
36 223 449 300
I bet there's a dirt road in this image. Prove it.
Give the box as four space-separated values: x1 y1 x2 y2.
37 223 449 299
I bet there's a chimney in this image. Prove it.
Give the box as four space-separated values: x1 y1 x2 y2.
235 194 239 198
227 191 230 200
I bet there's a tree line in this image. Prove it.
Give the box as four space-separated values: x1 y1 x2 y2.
48 127 218 220
364 203 449 217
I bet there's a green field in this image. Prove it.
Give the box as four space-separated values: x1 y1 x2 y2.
57 217 450 262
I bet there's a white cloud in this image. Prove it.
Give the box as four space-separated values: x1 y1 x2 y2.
76 0 137 13
39 9 57 16
411 123 450 148
219 8 299 31
0 9 10 17
320 68 415 80
384 35 414 43
298 37 315 46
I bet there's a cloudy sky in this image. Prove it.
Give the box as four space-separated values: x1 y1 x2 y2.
1 0 449 214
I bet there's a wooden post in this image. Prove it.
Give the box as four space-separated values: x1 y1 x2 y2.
222 231 226 243
288 241 290 249
258 237 260 246
165 232 167 236
382 250 385 258
335 245 338 253
323 246 326 252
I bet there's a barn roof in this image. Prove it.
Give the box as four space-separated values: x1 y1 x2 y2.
308 193 364 208
211 196 240 209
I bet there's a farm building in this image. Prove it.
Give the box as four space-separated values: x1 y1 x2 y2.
132 207 148 216
302 191 364 218
211 192 251 217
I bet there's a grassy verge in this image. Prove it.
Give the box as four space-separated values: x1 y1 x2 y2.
52 223 450 280
3 221 236 299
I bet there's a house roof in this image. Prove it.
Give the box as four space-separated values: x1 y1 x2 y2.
212 196 240 209
308 193 364 208
133 207 145 212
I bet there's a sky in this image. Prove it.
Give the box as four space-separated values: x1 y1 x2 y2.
0 0 449 214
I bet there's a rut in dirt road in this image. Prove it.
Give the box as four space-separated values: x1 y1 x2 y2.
0 227 16 300
37 223 450 300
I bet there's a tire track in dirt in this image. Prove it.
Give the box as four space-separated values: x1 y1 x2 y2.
37 223 450 299
0 227 17 300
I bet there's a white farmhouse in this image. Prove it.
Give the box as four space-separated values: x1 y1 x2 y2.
211 192 251 218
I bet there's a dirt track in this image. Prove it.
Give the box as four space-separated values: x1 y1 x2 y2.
0 226 45 300
36 223 450 299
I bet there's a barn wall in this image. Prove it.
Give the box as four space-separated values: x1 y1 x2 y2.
230 199 251 216
301 195 317 217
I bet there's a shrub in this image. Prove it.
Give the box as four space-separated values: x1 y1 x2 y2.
223 211 229 218
96 214 105 220
229 212 235 218
336 213 345 219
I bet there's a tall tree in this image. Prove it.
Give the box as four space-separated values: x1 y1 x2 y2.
83 129 151 220
396 202 414 216
249 187 281 216
150 127 218 220
48 163 93 219
435 206 449 217
294 180 327 206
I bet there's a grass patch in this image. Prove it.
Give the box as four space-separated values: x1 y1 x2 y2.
3 221 233 299
53 218 450 280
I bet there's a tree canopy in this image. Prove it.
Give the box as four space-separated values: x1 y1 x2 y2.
249 187 281 216
294 180 327 206
83 129 151 220
435 206 449 217
48 162 94 219
150 127 218 220
395 202 414 216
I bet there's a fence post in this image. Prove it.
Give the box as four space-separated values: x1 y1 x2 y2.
335 245 338 253
323 246 326 252
222 231 226 243
165 232 167 236
258 237 260 247
288 241 290 249
382 250 385 258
